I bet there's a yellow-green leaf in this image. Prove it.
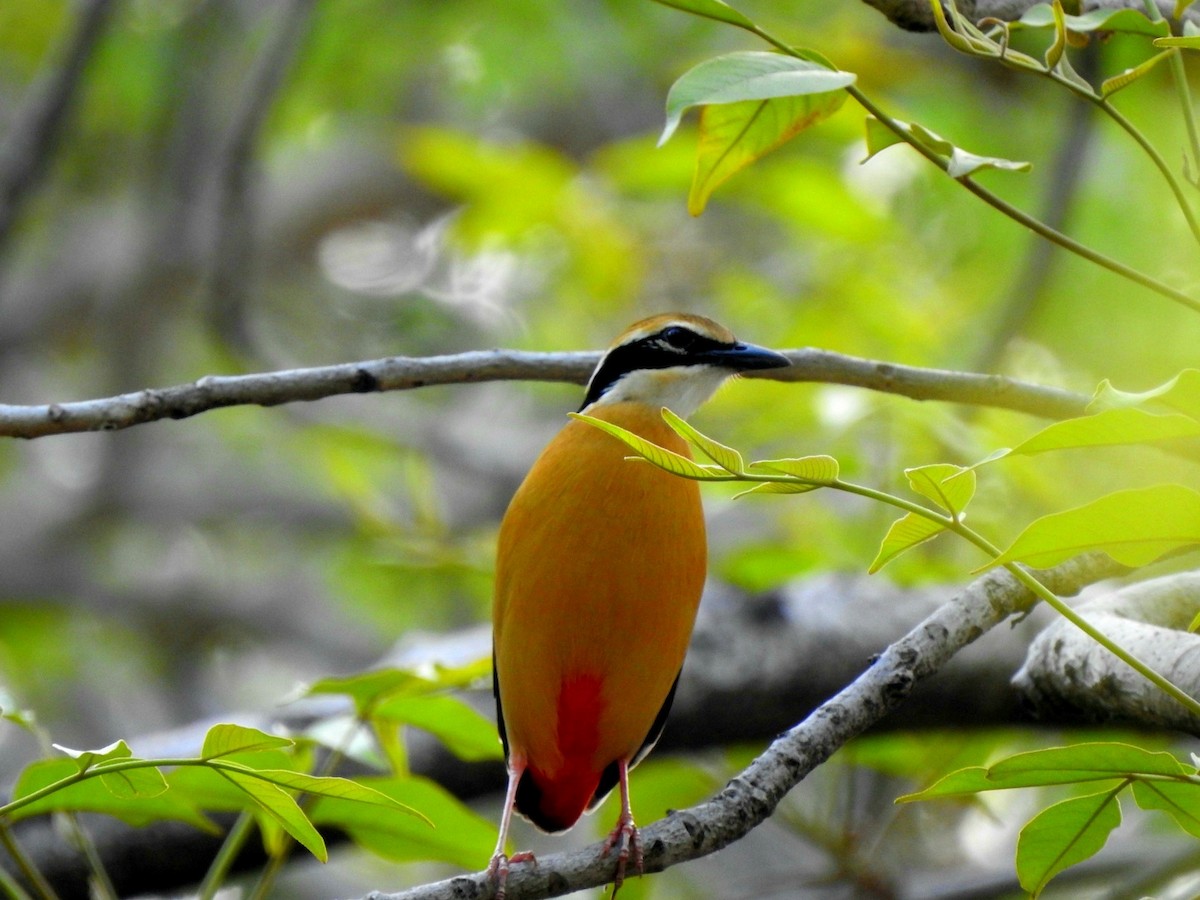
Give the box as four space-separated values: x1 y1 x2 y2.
217 768 327 862
96 765 168 799
649 0 757 30
372 695 504 763
688 84 851 215
868 513 946 573
568 413 726 480
1007 407 1200 455
1101 50 1173 97
1131 779 1200 837
662 407 744 473
1155 35 1200 48
748 455 840 482
1089 369 1200 421
201 724 293 760
53 740 133 771
905 464 975 515
864 118 1031 178
1016 788 1123 897
213 762 428 823
660 52 854 146
988 484 1200 569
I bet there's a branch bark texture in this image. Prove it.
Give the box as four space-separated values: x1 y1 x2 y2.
0 348 1088 439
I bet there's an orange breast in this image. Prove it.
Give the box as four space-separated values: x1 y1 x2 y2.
492 402 706 825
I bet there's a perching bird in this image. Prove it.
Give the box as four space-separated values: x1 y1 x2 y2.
489 313 789 896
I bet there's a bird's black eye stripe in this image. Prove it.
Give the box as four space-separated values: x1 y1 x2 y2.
580 328 730 409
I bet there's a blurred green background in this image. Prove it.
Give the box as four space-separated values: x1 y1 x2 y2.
1 0 1198 896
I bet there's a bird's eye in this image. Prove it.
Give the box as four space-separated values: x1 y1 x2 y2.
657 326 695 351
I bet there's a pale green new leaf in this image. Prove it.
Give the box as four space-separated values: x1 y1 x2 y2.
54 740 134 770
1014 4 1169 36
734 480 823 498
304 662 489 714
95 764 168 799
217 768 327 862
1155 35 1200 48
201 724 293 760
905 464 975 515
568 413 727 480
662 407 744 473
1101 50 1174 97
648 0 757 30
748 455 840 482
1088 369 1200 420
372 694 504 762
1007 407 1200 455
686 66 852 215
213 763 428 822
1016 789 1123 897
1177 2 1197 21
868 513 946 574
1131 779 1200 838
1045 0 1067 69
660 52 854 145
989 484 1200 569
863 118 1031 178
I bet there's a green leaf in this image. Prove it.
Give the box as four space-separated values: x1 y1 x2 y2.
1131 779 1200 837
1177 1 1197 21
863 118 1031 178
748 455 840 482
568 413 727 480
660 52 855 145
1016 788 1123 896
1088 369 1200 420
989 484 1200 569
53 740 134 770
900 742 1188 801
1101 50 1174 97
868 513 947 574
201 724 293 760
217 768 327 862
213 762 428 822
905 464 975 515
1014 4 1169 37
662 407 744 473
372 695 504 762
310 775 496 869
1006 407 1200 455
1155 35 1200 47
681 57 854 214
93 764 168 799
7 759 215 831
1045 0 1068 69
648 0 757 30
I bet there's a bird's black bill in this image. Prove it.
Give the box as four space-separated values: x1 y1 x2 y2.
698 342 791 371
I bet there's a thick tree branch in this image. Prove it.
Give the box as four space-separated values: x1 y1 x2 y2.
1015 571 1200 732
368 554 1124 900
0 348 1088 439
861 0 1199 32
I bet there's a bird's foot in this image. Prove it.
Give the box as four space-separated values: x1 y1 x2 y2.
601 814 642 896
487 850 537 900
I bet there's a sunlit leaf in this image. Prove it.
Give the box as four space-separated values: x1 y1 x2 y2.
54 740 134 770
733 480 821 498
683 58 854 214
1088 369 1200 420
94 764 168 799
1131 779 1200 837
648 0 757 30
8 759 215 830
305 669 429 714
988 484 1200 569
660 52 854 145
863 117 1031 178
568 413 727 480
1101 50 1173 97
310 775 495 869
201 724 293 760
1045 0 1067 68
1016 788 1123 896
1176 2 1197 22
1006 407 1200 455
868 513 946 574
372 695 503 762
213 762 428 822
662 407 744 473
217 768 327 862
905 464 975 515
748 455 840 482
1155 35 1200 47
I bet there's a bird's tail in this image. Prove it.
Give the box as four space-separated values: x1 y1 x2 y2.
515 761 599 833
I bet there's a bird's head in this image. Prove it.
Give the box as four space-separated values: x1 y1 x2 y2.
580 313 790 416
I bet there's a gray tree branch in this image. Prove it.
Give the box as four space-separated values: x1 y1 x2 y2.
1015 570 1200 731
0 347 1089 439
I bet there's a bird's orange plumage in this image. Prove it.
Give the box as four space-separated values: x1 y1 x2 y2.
492 401 706 831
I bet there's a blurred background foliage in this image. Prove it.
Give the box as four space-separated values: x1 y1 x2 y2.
1 0 1199 896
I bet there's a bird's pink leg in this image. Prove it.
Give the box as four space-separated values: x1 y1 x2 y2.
487 756 536 900
601 759 642 894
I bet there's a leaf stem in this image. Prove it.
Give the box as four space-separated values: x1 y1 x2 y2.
0 825 58 900
197 811 257 900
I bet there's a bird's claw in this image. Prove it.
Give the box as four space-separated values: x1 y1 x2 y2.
487 850 537 900
602 817 642 895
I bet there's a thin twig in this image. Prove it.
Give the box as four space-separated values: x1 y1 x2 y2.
0 348 1089 439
